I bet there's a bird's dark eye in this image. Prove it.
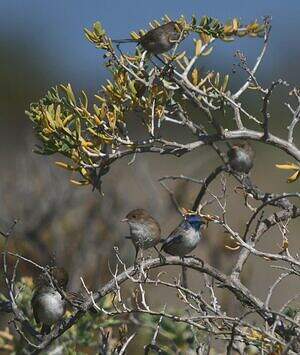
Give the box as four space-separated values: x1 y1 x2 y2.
132 215 136 219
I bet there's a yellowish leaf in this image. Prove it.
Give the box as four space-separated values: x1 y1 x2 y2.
60 84 76 105
287 170 300 183
62 114 73 126
195 39 202 56
92 115 102 125
70 179 89 186
0 328 13 341
201 47 213 56
174 51 186 61
232 18 239 32
81 140 93 148
55 161 77 171
200 33 211 44
221 74 229 92
107 111 116 129
275 163 300 170
225 244 240 251
130 31 140 40
191 68 198 86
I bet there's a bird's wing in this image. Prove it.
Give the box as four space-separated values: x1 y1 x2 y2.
66 291 99 313
66 291 86 309
163 234 183 248
148 217 161 237
31 292 40 325
162 223 187 248
227 148 235 160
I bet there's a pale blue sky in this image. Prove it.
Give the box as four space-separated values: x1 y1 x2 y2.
1 1 299 90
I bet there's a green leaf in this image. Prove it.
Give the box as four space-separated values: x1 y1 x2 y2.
80 90 88 109
74 117 81 139
221 74 229 92
214 72 220 87
93 21 105 36
60 84 76 105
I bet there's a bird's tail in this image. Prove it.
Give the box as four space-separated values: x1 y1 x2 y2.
111 38 137 44
66 291 99 314
181 265 188 288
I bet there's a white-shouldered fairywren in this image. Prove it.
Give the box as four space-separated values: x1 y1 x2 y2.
122 208 162 262
227 141 254 174
161 214 206 257
112 22 182 55
31 267 68 334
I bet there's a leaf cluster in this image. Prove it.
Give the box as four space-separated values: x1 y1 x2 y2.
26 15 266 190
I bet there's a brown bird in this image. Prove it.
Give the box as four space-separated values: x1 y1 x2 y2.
31 267 69 335
112 22 182 55
227 141 255 174
121 209 162 263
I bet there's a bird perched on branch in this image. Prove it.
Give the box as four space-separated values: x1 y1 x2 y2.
122 209 162 263
227 141 254 174
112 21 182 55
31 266 69 335
161 214 206 257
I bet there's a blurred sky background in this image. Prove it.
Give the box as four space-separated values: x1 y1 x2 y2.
1 2 300 351
1 0 300 128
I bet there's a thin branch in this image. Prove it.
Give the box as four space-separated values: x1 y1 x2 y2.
119 333 136 355
192 165 225 211
264 272 290 309
262 79 287 140
159 180 184 216
232 17 271 100
242 192 300 241
286 88 300 143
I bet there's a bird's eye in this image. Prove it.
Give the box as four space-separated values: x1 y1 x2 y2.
132 215 136 219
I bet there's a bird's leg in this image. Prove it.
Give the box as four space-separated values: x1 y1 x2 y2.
181 257 188 289
242 174 254 189
154 246 166 264
134 246 140 268
148 55 174 76
153 55 174 77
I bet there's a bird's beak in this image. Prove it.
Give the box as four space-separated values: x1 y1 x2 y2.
121 218 128 223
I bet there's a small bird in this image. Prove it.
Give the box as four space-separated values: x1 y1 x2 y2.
227 141 254 174
161 214 206 258
122 209 162 263
112 22 182 55
31 267 68 335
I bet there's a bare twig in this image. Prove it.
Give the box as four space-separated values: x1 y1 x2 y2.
286 88 300 143
232 17 271 100
262 79 287 140
119 333 136 355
